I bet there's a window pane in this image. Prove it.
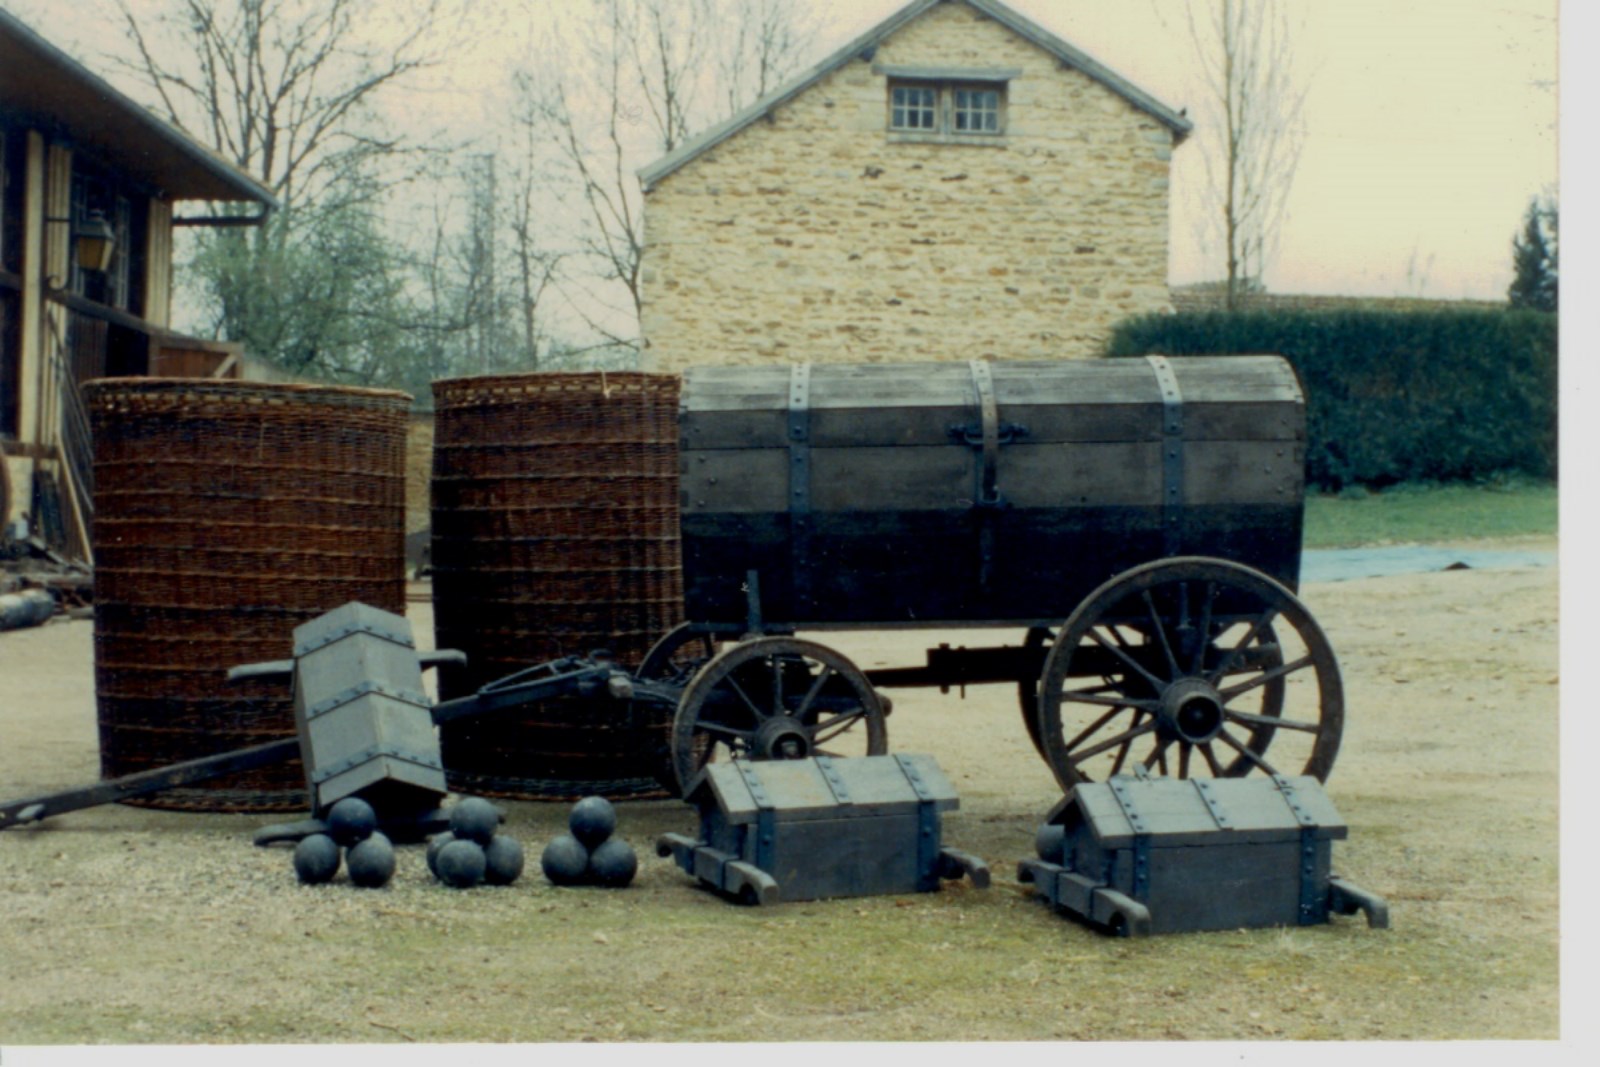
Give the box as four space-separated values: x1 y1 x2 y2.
890 84 938 130
954 87 1000 133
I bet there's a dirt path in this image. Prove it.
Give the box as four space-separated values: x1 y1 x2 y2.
0 543 1561 1043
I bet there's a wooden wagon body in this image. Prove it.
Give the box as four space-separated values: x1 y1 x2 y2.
678 356 1305 628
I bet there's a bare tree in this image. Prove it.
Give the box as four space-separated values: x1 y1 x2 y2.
108 0 479 383
1183 0 1308 309
114 0 454 219
715 0 816 118
504 134 565 371
514 0 816 352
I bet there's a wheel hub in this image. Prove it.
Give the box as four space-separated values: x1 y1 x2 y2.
1159 677 1225 745
753 716 814 761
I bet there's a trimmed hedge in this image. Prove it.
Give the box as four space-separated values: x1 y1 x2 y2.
1105 309 1558 489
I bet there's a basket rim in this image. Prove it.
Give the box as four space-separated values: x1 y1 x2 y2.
431 370 678 405
82 377 414 407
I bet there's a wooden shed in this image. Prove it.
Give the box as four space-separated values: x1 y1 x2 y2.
1 9 276 561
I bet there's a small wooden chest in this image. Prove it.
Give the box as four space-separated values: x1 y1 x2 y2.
1019 773 1388 935
657 754 988 904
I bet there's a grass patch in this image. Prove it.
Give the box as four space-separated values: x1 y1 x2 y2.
1302 480 1557 548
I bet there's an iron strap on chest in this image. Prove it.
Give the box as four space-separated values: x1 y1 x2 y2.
1272 772 1326 924
737 759 779 874
788 363 812 613
1145 354 1185 557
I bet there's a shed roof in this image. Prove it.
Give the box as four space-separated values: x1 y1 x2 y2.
640 0 1191 190
0 9 276 207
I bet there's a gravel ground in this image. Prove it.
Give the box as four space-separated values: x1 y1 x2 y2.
0 544 1565 1047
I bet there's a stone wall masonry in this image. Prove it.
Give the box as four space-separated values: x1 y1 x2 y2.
640 1 1180 372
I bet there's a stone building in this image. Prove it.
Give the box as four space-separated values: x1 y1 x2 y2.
638 0 1191 373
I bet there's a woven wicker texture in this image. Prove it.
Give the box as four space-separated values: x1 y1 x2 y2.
430 371 682 800
86 378 412 812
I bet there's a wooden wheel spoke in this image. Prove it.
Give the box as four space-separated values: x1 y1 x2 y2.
1109 729 1136 776
793 666 836 720
811 708 869 745
1223 707 1322 733
1060 688 1159 712
1215 728 1283 776
1198 742 1225 775
1143 590 1180 679
693 719 754 742
1088 626 1165 690
722 674 770 723
1206 607 1281 684
1062 704 1129 753
1145 736 1172 774
1192 582 1215 675
1068 718 1156 765
1177 741 1192 777
1218 654 1314 701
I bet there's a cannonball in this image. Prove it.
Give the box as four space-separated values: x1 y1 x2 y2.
326 797 378 847
540 834 590 887
436 838 487 889
347 831 396 889
425 831 456 878
568 796 617 848
292 833 341 884
449 796 501 845
587 837 638 888
484 834 526 886
1035 823 1066 865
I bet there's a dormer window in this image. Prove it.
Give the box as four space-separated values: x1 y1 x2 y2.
880 66 1017 140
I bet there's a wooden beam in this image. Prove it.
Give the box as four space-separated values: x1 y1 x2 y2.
16 131 44 446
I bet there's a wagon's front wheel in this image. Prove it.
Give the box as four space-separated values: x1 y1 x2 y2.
639 622 720 684
639 623 722 792
670 637 888 795
1036 558 1343 792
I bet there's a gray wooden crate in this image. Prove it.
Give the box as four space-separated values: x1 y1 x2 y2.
678 356 1306 626
1019 773 1388 935
657 754 988 904
291 602 447 818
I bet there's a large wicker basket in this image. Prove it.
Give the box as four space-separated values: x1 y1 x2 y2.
430 371 682 800
87 378 412 811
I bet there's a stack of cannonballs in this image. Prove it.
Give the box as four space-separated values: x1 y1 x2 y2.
289 795 638 891
539 797 637 888
292 798 396 889
426 797 526 889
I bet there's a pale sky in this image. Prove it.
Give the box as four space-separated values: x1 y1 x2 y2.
5 0 1561 303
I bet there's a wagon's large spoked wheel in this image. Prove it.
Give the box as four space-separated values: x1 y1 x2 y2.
671 637 887 794
1037 557 1342 792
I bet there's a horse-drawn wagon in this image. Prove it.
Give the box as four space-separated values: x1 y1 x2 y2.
648 354 1340 794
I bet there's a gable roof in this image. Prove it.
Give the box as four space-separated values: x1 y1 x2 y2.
0 8 276 207
640 0 1191 190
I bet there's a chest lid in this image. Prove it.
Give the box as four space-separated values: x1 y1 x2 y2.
1058 774 1347 849
681 356 1303 449
687 753 958 824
